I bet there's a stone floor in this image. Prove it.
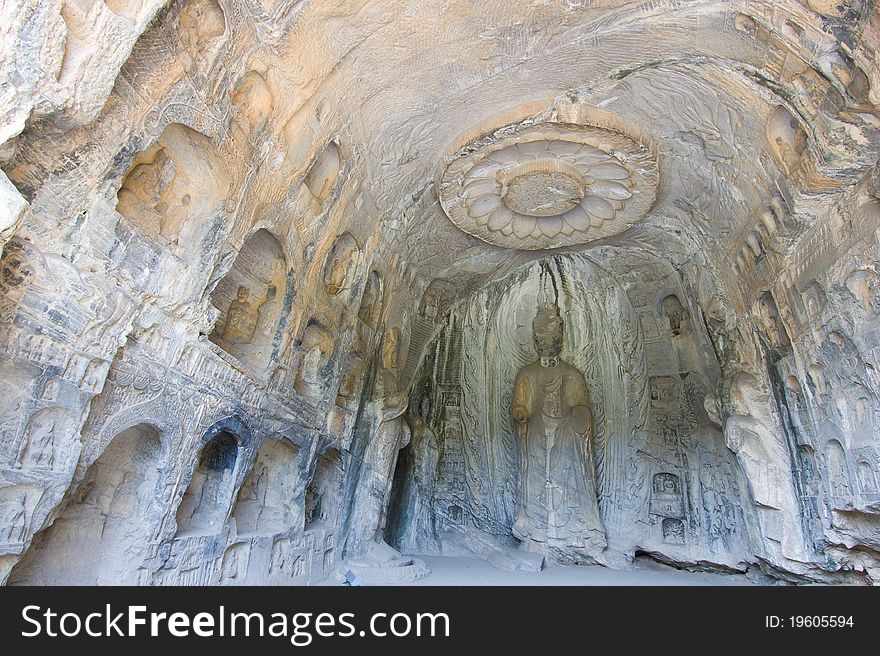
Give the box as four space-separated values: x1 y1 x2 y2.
363 556 757 586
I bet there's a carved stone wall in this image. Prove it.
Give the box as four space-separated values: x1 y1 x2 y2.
391 254 751 571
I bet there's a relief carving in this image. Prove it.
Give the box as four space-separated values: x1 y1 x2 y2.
210 229 288 373
16 408 76 471
323 232 359 296
724 373 807 561
510 302 606 562
438 120 658 250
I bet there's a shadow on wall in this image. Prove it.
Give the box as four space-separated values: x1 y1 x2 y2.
305 448 343 531
175 431 238 538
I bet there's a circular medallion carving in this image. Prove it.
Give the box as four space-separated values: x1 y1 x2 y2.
438 122 658 250
505 166 584 217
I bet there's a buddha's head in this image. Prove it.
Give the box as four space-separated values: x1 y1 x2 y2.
533 302 564 358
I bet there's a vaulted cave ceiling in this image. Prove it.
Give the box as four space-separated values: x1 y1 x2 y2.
3 0 879 326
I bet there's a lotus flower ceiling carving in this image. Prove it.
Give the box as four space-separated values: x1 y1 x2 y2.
438 122 659 250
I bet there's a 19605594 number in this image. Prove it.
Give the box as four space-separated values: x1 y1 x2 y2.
766 616 854 628
791 616 853 628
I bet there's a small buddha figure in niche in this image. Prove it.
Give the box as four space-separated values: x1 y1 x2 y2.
324 235 358 297
221 285 256 344
17 411 66 470
325 253 351 296
511 302 606 561
661 294 689 336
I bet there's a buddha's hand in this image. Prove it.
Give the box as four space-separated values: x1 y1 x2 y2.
512 405 529 423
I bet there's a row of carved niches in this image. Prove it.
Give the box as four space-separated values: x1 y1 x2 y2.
6 417 344 583
209 229 288 374
438 119 658 250
781 362 880 513
171 442 343 584
116 123 229 247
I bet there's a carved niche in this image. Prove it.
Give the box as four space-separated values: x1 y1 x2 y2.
650 473 685 519
210 229 288 373
824 439 852 506
323 232 359 297
660 294 689 336
230 70 274 139
175 431 239 537
16 408 77 472
766 105 807 175
755 291 791 349
294 322 334 400
845 269 878 314
10 424 162 584
303 142 342 211
178 0 226 73
438 120 658 250
116 123 229 244
336 351 364 408
304 449 343 530
357 271 382 328
231 438 302 536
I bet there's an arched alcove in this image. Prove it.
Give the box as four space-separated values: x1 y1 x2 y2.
231 437 302 536
210 229 289 374
323 232 359 296
10 424 162 585
115 122 228 245
824 439 852 506
303 142 342 210
294 322 334 400
766 105 807 175
304 449 343 531
358 270 382 328
175 431 239 537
